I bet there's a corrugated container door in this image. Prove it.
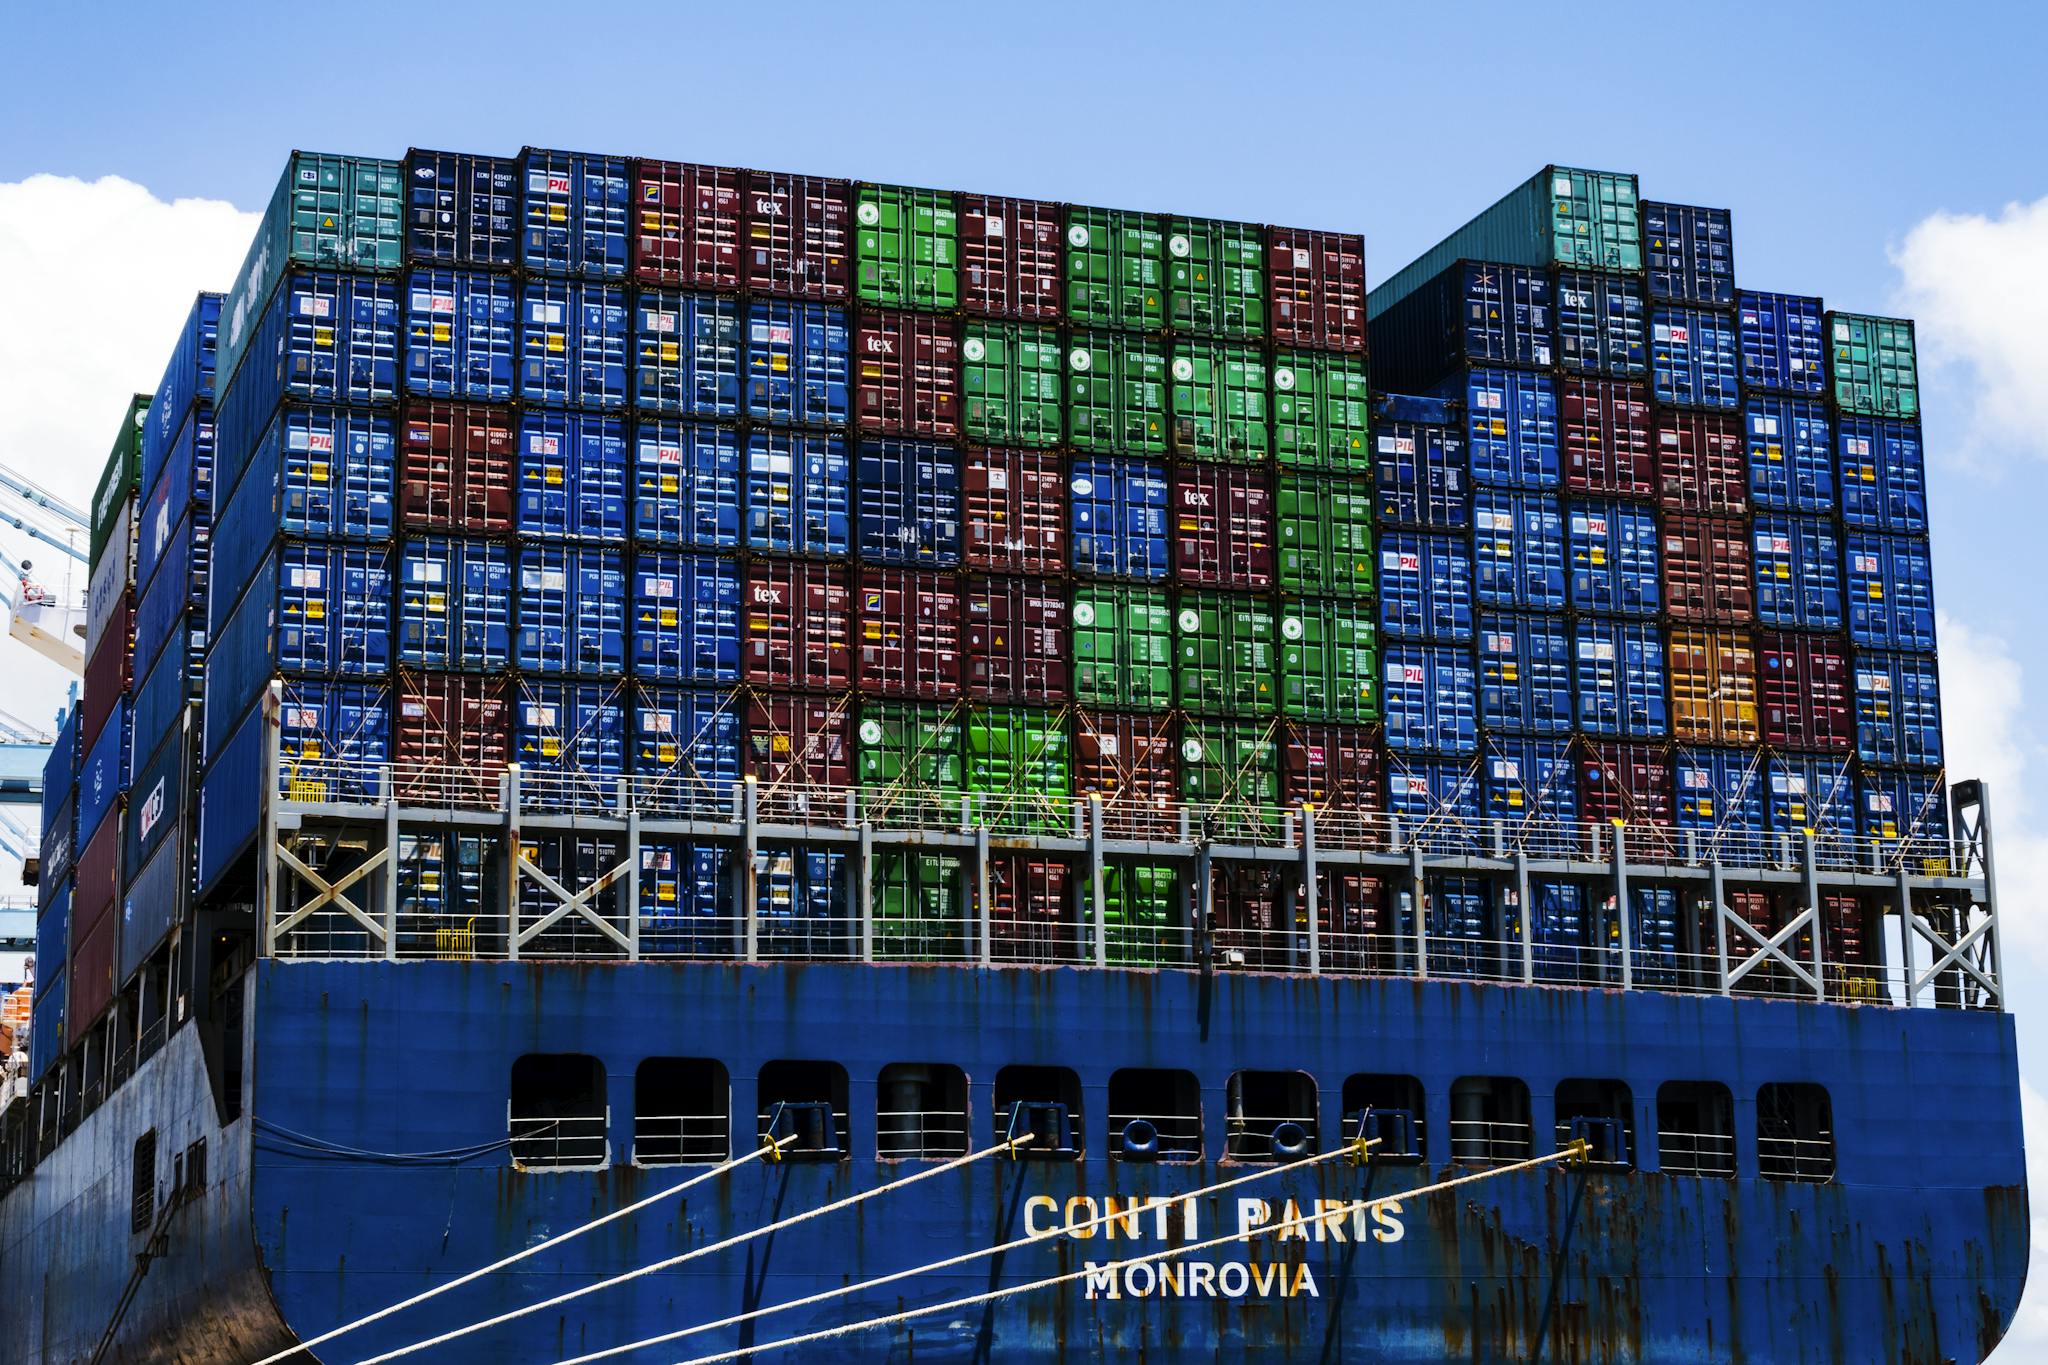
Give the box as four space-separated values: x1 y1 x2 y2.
1065 207 1164 330
632 687 739 811
1372 411 1468 529
1478 614 1573 736
1827 313 1919 418
400 537 512 671
962 447 1065 572
959 195 1062 321
518 411 628 540
1369 261 1551 382
856 311 960 438
1845 534 1937 650
1655 412 1745 513
1766 755 1857 845
395 675 509 806
634 290 742 418
743 171 851 299
1736 291 1827 395
1174 591 1277 715
634 421 740 550
1568 501 1660 616
1854 653 1943 767
1169 343 1269 462
1382 644 1477 755
745 300 850 426
856 184 958 310
1554 272 1648 378
1668 629 1759 746
1837 418 1928 532
515 680 629 810
1473 491 1566 609
856 440 961 567
401 403 515 532
744 431 849 555
1072 585 1173 708
1378 532 1474 642
1578 742 1676 854
1745 397 1833 512
278 680 389 803
405 270 516 402
744 561 850 690
1068 458 1168 580
631 160 744 289
1178 717 1280 813
1548 168 1642 271
1650 308 1740 410
1278 600 1379 724
632 553 740 683
1173 466 1275 588
1463 369 1559 489
1167 217 1264 338
963 576 1069 703
1575 619 1669 738
856 703 963 801
1561 378 1654 497
1277 474 1374 596
855 569 961 699
961 324 1062 448
1073 710 1178 830
1675 748 1767 857
1385 757 1482 835
520 280 629 408
1273 352 1372 470
517 544 626 676
742 695 851 793
1859 770 1949 847
1267 227 1366 353
1644 203 1735 306
964 707 1071 832
1280 722 1382 814
520 150 630 277
1068 330 1167 456
1662 515 1753 623
1483 740 1578 855
1757 633 1851 753
989 857 1073 963
404 151 519 268
1753 516 1843 631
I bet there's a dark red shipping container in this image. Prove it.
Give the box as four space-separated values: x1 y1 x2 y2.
963 575 1069 703
1757 631 1852 752
1280 722 1384 816
855 569 960 699
401 402 516 532
1562 377 1654 497
1822 893 1880 999
80 597 133 753
1268 228 1367 354
745 561 850 691
1718 886 1774 975
963 447 1066 573
959 195 1063 321
989 856 1072 963
1172 465 1274 588
1662 514 1754 623
1073 709 1178 834
68 915 115 1046
1579 741 1676 860
1319 872 1392 973
74 809 123 945
1655 411 1745 513
396 673 510 806
743 171 850 300
742 692 852 798
856 311 959 437
633 160 745 289
1213 864 1292 969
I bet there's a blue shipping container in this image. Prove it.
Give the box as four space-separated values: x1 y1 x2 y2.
1477 613 1572 735
1854 653 1943 768
1628 887 1681 986
29 971 63 1084
1767 754 1858 843
759 847 851 952
132 629 199 775
518 544 627 676
214 271 400 513
404 269 516 401
1845 533 1937 650
279 679 390 804
1424 875 1491 976
519 411 629 540
33 881 68 999
399 536 513 670
1069 458 1169 579
1837 417 1928 532
1382 644 1477 755
1474 490 1566 609
857 439 961 567
1367 260 1553 384
1860 769 1949 846
41 704 79 831
1753 515 1844 631
132 509 206 699
1736 290 1826 395
634 290 742 417
1644 203 1735 306
124 724 187 887
1378 532 1473 642
1385 757 1482 829
198 704 266 896
515 681 629 808
120 826 185 985
630 553 741 682
744 431 850 556
38 788 75 901
1650 307 1739 410
140 292 221 507
635 688 743 806
403 150 519 268
636 421 741 550
745 301 850 426
521 280 630 409
1567 500 1659 616
1483 740 1578 853
521 149 631 278
1372 411 1469 529
76 697 129 851
1554 271 1647 377
136 433 209 604
640 842 734 955
1458 368 1558 489
1575 618 1669 738
1675 747 1767 852
1745 397 1833 512
1525 880 1591 983
149 409 215 537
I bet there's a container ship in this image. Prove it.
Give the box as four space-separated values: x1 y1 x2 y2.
0 153 2023 1363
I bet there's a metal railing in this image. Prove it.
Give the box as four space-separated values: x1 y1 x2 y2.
508 1111 610 1170
1758 1131 1836 1183
875 1109 971 1160
1224 1114 1319 1162
1107 1112 1204 1162
630 1114 729 1166
1658 1129 1738 1178
1448 1119 1532 1166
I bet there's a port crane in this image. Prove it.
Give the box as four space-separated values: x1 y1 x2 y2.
0 459 89 810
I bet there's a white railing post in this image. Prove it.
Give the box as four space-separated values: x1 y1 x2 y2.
1515 851 1532 986
742 777 759 963
1089 794 1107 969
1613 821 1633 992
505 764 523 962
1302 805 1320 976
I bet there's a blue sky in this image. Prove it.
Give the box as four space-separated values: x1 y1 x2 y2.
3 0 2046 1351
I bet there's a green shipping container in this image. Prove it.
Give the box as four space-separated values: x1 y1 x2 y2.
1080 863 1182 968
1277 473 1375 594
1068 330 1168 456
857 184 958 310
1166 217 1264 338
874 851 966 961
1066 207 1164 330
961 323 1063 447
1178 716 1280 812
90 394 152 569
1169 343 1270 463
1073 584 1174 707
1175 592 1276 714
1369 165 1642 318
965 706 1072 833
857 704 963 819
219 152 405 401
1827 312 1919 418
1278 598 1381 723
1272 350 1372 470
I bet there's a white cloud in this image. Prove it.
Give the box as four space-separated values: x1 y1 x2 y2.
1893 196 2048 469
0 174 256 887
1936 614 2048 958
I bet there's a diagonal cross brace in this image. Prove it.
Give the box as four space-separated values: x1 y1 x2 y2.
1910 911 2000 1001
515 854 634 951
273 846 391 943
1721 904 1819 995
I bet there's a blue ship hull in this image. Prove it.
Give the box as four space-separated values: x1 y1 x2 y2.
2 959 2029 1363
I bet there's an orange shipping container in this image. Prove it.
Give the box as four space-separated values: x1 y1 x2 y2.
1669 628 1759 745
